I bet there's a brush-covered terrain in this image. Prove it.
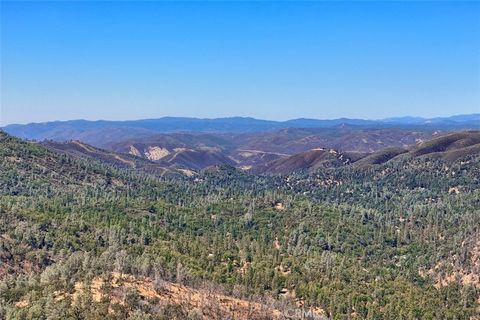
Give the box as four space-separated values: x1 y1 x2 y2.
0 131 479 319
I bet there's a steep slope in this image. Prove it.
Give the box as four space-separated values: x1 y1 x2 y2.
161 148 237 169
28 130 480 174
234 126 439 154
45 272 286 320
0 132 292 319
228 149 287 169
108 132 234 154
410 131 480 158
41 140 185 177
5 117 479 172
352 147 409 167
101 127 445 169
107 135 236 170
254 149 351 174
353 130 480 167
259 131 480 174
0 131 134 194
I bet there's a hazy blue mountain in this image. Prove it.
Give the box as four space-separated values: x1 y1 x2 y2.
3 114 479 144
382 113 480 125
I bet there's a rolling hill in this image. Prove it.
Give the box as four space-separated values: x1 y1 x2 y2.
257 131 480 174
40 140 187 177
24 130 480 175
1 130 479 319
91 127 449 169
254 148 351 174
4 115 479 174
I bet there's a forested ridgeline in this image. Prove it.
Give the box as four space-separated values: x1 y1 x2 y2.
0 131 479 319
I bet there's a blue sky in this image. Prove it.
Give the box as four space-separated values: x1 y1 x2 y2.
1 1 479 125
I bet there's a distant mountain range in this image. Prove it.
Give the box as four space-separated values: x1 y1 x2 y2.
2 114 478 173
3 114 479 143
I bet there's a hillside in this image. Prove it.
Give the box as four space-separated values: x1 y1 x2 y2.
98 126 441 158
85 127 449 169
254 148 350 174
41 140 185 177
13 130 480 177
0 131 134 195
235 126 438 155
411 131 480 157
160 148 237 170
29 130 480 175
5 116 479 173
1 131 479 319
258 130 480 174
356 130 480 165
0 132 292 319
42 138 235 171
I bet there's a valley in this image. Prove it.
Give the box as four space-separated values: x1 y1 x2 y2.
36 127 480 176
3 0 479 318
1 122 479 319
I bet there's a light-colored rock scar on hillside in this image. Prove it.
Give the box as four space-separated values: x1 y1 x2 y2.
129 145 141 157
144 146 170 161
178 169 196 177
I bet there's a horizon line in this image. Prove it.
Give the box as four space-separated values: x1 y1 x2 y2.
3 113 479 127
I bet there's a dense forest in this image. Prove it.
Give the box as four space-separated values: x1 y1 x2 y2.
0 131 479 319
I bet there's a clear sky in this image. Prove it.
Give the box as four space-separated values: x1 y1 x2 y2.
1 1 479 125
